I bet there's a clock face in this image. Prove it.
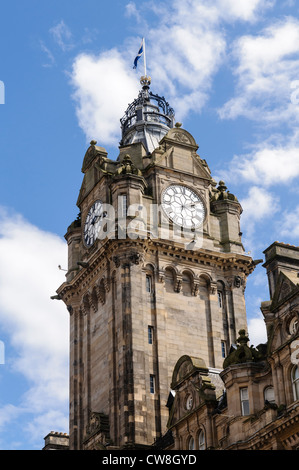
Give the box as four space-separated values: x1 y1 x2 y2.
186 394 193 411
83 200 104 247
289 316 298 335
162 185 205 229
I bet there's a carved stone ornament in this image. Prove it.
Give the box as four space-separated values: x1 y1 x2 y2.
112 252 144 268
209 281 217 295
192 281 200 297
112 256 120 268
102 276 110 293
223 329 267 368
81 295 90 316
172 132 189 143
158 269 165 284
90 294 98 313
116 154 142 176
174 276 182 293
234 276 242 288
85 411 110 443
95 285 105 305
129 252 144 265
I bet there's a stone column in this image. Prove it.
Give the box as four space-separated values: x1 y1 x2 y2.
206 284 215 369
208 281 221 369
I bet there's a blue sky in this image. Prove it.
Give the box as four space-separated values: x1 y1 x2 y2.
1 0 299 450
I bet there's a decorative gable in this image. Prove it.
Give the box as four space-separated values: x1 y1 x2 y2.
154 127 212 179
167 355 216 429
271 271 299 311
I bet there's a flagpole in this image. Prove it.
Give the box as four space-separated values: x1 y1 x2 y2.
143 38 147 77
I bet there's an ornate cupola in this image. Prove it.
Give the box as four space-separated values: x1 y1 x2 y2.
119 76 175 154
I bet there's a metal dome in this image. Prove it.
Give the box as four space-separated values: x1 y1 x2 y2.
120 76 175 154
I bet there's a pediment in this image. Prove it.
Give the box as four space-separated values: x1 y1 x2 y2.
271 271 299 310
153 128 211 179
167 355 216 429
167 386 198 428
82 142 108 174
171 355 207 389
268 322 282 353
164 127 198 148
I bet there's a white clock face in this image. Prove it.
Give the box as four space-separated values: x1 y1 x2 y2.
289 316 298 335
186 394 193 411
84 200 104 247
162 185 205 229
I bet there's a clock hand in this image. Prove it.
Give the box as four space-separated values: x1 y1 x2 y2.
91 215 101 225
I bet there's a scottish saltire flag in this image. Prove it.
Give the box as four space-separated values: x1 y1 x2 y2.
133 39 144 69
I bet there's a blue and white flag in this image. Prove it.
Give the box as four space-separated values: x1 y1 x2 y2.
133 39 144 69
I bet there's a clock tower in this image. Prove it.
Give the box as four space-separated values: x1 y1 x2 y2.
56 76 255 450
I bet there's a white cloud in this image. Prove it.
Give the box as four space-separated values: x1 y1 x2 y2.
71 49 139 145
125 1 142 22
50 20 74 52
215 0 274 22
40 40 55 68
0 404 21 429
26 410 69 446
71 0 273 146
0 208 69 446
239 186 279 241
147 19 226 117
281 0 295 7
240 186 279 221
279 205 299 239
219 17 299 124
227 143 299 187
248 315 267 346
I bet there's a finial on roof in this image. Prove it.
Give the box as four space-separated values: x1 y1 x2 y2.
140 75 151 88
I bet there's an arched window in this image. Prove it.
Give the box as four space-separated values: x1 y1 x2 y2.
146 274 152 293
217 281 225 309
182 272 192 296
165 267 175 293
91 287 98 312
188 436 195 450
198 430 205 450
221 340 226 358
292 365 299 401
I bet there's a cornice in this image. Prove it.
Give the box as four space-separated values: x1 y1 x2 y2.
57 237 255 304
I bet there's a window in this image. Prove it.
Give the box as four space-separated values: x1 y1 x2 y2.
150 375 155 394
198 431 205 450
240 387 250 416
182 273 192 296
119 194 127 218
146 274 152 293
188 437 195 450
292 366 299 401
221 341 226 358
148 326 154 345
264 386 275 404
217 291 223 308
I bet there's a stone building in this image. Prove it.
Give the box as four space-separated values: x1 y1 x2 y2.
161 241 299 450
43 432 69 450
54 76 257 450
